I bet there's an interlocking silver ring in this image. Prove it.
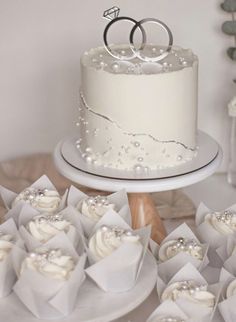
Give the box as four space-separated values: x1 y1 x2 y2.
103 16 173 62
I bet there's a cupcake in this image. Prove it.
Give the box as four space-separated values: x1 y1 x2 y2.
159 237 204 262
0 175 67 215
0 218 23 297
157 263 220 322
85 210 150 292
20 248 75 281
196 203 236 248
12 187 61 213
67 186 131 237
12 232 86 319
218 268 236 322
161 280 215 308
18 206 84 252
155 223 208 282
88 225 142 263
146 300 189 322
78 195 116 221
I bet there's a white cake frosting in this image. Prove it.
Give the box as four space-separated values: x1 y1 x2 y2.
77 195 115 221
159 237 203 262
77 44 198 171
12 187 61 213
88 225 141 262
21 248 75 280
204 210 236 235
161 280 215 308
0 233 14 261
226 279 236 298
26 213 72 242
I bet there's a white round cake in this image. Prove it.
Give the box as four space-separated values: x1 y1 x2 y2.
77 44 198 171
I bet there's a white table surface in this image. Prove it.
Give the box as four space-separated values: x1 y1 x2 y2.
115 173 236 322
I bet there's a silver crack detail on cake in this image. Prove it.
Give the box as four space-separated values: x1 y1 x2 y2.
80 93 196 152
76 92 197 171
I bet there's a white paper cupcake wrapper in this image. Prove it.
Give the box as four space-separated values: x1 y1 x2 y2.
1 175 67 213
157 263 221 322
17 205 84 254
218 268 236 322
196 202 236 249
12 232 87 319
216 235 236 263
156 223 209 283
67 186 131 237
146 300 189 322
85 210 151 292
0 218 24 298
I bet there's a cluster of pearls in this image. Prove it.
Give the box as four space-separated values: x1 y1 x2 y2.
101 225 134 239
155 317 185 322
214 210 235 224
37 213 64 224
16 188 48 206
171 237 201 252
85 196 110 209
176 280 205 294
29 249 60 267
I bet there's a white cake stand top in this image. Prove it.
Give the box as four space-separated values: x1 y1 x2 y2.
54 131 222 193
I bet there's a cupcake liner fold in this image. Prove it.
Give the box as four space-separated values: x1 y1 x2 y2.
146 300 190 322
12 232 86 319
156 223 209 282
218 268 236 322
216 235 236 263
85 210 151 292
0 218 24 298
196 202 236 249
67 186 131 237
157 263 221 322
1 175 67 213
18 205 84 253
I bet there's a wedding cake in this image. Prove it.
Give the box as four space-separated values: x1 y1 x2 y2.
76 10 198 172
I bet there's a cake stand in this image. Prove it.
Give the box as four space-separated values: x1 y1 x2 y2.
54 131 223 244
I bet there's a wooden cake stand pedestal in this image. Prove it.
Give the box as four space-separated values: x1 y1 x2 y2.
54 132 222 244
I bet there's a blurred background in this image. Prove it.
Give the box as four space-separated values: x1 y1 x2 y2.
0 0 235 171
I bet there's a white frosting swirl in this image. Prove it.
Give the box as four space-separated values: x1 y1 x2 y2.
159 237 203 262
26 213 72 242
161 280 215 308
89 225 141 262
12 187 61 213
77 195 115 221
226 279 236 298
204 210 236 235
21 248 75 280
0 233 14 261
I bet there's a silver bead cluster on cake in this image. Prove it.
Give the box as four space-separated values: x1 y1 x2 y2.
170 237 200 252
176 280 204 294
214 210 235 224
17 188 48 206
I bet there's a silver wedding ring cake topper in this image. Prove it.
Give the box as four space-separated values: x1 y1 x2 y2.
103 6 173 62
